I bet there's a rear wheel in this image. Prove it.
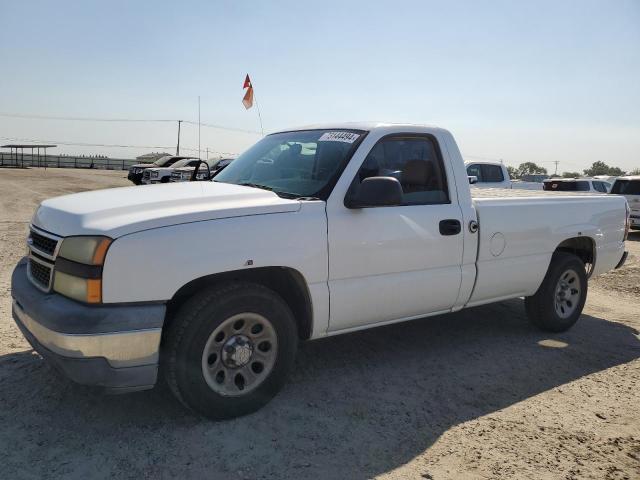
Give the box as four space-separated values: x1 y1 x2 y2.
525 252 587 332
164 282 298 420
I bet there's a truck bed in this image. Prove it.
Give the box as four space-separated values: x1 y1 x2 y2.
466 187 625 307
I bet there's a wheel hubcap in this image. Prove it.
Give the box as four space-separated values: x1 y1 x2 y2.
201 313 277 397
222 335 253 368
554 269 581 319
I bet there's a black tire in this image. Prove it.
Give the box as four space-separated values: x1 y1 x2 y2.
525 252 588 332
160 176 170 183
163 282 298 420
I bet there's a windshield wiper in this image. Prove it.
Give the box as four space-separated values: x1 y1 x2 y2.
238 182 275 192
237 182 319 201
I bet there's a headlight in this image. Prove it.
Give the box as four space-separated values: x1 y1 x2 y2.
58 236 111 265
54 271 102 304
54 236 112 303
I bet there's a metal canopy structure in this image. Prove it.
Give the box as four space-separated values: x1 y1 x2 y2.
0 144 57 168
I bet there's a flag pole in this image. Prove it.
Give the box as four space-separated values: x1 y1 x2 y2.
198 96 201 159
253 92 264 137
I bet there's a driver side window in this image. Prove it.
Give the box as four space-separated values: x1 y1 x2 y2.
353 136 449 205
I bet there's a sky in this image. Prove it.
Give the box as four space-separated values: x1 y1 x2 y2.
0 0 638 173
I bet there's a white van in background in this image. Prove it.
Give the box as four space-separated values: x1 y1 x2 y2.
465 161 512 189
610 176 640 230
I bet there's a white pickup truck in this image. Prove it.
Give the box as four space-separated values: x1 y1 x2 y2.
11 123 630 420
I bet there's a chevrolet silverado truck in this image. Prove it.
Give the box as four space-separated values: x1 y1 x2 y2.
141 158 202 184
11 123 630 420
127 155 196 185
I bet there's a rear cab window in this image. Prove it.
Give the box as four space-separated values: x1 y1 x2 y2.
611 179 640 195
466 164 504 183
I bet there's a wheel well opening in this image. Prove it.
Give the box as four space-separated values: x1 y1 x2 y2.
555 237 595 276
165 267 313 340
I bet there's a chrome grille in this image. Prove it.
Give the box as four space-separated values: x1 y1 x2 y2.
30 230 57 256
26 226 61 291
28 257 53 290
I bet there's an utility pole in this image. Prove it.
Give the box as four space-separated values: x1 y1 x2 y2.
553 160 559 175
198 96 201 160
176 120 182 155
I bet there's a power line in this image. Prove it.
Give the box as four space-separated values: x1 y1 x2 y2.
0 112 176 123
0 112 261 135
182 120 260 135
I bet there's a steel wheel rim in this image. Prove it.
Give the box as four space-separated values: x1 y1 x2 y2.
554 269 581 319
201 312 278 397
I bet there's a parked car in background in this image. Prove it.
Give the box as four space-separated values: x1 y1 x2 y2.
141 158 202 184
465 161 512 189
170 157 235 182
543 178 610 193
592 175 618 188
511 181 544 191
127 155 196 185
610 176 640 230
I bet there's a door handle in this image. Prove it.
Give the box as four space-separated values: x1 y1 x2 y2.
439 219 461 236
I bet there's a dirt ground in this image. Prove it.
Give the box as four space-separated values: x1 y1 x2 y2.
0 168 638 480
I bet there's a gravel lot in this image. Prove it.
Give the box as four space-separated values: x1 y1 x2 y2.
1 168 638 480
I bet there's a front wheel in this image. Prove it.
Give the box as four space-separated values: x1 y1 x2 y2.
525 252 588 332
164 282 298 420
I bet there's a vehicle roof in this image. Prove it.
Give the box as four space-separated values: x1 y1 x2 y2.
614 176 640 181
544 178 597 182
271 122 449 135
464 160 505 166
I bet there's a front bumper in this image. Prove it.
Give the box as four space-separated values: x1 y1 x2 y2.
11 259 166 393
127 171 143 185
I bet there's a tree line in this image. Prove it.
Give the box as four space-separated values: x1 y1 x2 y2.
507 161 640 179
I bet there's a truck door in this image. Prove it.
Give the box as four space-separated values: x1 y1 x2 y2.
325 134 464 332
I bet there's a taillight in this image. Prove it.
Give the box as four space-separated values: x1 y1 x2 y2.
624 201 631 240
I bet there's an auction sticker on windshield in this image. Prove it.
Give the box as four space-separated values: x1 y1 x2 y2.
318 131 360 143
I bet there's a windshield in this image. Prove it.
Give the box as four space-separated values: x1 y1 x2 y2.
170 159 194 169
153 156 175 167
214 129 365 199
543 180 590 191
611 179 640 195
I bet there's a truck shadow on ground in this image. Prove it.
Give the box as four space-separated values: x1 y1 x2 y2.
0 298 638 479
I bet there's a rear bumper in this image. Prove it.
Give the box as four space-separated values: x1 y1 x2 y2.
11 259 166 393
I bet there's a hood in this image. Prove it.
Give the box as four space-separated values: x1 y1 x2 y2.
146 167 173 174
130 163 155 169
32 182 301 238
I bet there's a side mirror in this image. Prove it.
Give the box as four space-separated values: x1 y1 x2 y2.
468 175 478 184
345 176 403 208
